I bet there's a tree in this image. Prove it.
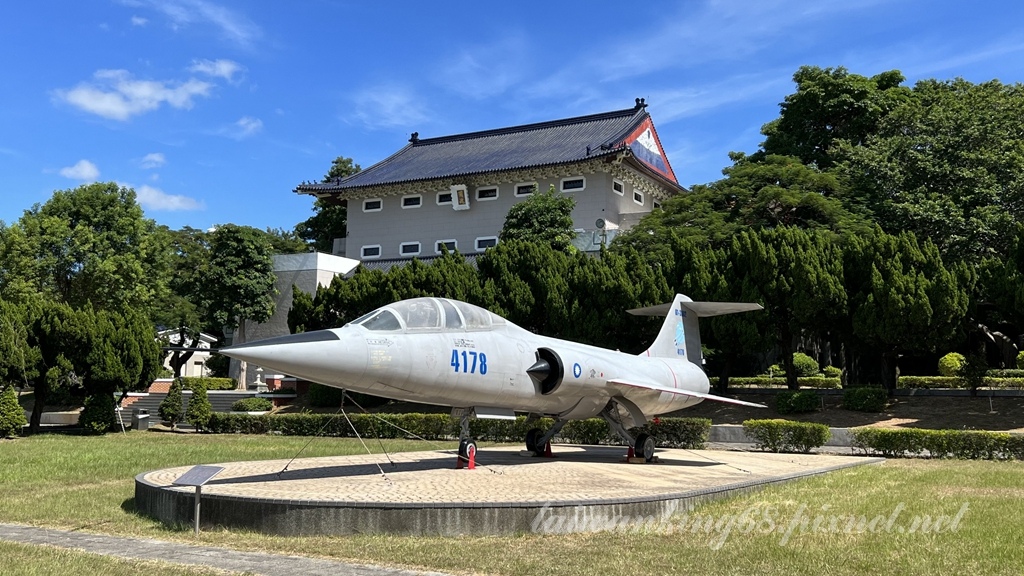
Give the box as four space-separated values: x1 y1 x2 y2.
159 379 184 429
185 380 212 431
499 185 577 251
152 226 210 377
0 385 27 438
295 156 361 253
79 392 116 435
760 66 911 169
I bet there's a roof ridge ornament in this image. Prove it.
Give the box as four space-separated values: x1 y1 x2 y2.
634 97 647 110
409 132 419 144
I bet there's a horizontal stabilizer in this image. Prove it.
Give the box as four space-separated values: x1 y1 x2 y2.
608 378 767 408
627 301 763 317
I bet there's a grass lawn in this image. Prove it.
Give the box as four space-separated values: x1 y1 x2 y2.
1 433 1022 575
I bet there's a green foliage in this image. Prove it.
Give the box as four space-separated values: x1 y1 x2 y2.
938 352 965 377
958 353 989 394
0 385 27 437
843 387 888 412
852 427 1024 460
177 377 235 391
1018 351 1024 370
742 419 831 453
204 224 277 330
79 393 115 435
791 352 820 377
897 376 1024 389
776 390 821 414
499 185 577 251
989 369 1024 378
823 365 842 378
731 377 841 389
561 419 612 445
158 380 183 427
185 382 212 432
231 397 273 412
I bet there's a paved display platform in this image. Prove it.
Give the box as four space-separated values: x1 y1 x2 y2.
136 445 882 536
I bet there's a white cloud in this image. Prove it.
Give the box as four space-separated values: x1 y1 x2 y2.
131 15 148 26
436 35 530 100
231 116 262 139
140 152 166 169
135 184 204 211
132 0 261 47
59 159 100 180
56 69 213 121
351 86 431 129
189 58 244 82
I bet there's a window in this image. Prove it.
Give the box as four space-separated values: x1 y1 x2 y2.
633 190 645 206
515 182 537 196
361 245 381 259
475 236 498 251
435 239 457 254
653 200 662 209
360 309 401 331
362 198 382 212
400 242 421 256
401 195 422 209
476 186 498 201
436 191 453 205
560 177 585 192
612 179 624 196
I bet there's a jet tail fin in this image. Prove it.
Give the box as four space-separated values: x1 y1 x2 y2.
627 295 762 363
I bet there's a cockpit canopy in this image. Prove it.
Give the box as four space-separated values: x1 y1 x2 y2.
348 298 505 332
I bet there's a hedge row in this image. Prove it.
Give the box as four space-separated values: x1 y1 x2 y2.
742 419 831 453
177 377 236 391
987 369 1024 379
852 427 1024 460
776 391 821 414
896 376 1024 389
205 413 711 448
730 376 1024 390
731 377 842 389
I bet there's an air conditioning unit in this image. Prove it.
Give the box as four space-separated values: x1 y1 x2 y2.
451 185 470 211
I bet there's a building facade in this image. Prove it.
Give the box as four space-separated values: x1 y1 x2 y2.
296 100 685 264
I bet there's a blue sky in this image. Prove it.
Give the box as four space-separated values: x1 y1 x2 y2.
3 0 1024 233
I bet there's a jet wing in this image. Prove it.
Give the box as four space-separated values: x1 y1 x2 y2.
608 378 767 408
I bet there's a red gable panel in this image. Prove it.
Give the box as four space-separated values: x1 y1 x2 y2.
621 117 677 184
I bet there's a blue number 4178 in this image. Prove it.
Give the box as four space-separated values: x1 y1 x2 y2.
451 350 487 374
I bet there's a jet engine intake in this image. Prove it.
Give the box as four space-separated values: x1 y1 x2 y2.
528 347 564 395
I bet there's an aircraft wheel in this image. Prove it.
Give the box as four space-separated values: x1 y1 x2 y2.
458 438 477 462
634 433 656 462
525 428 544 456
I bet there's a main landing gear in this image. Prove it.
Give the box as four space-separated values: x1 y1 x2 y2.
453 408 476 469
601 399 658 463
524 417 567 457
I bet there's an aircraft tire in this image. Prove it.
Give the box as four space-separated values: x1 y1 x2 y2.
634 433 656 462
525 428 544 456
458 438 477 462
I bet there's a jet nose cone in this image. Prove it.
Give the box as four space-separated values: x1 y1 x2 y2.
220 329 367 386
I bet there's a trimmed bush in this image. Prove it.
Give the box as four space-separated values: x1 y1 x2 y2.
231 397 273 412
987 369 1024 378
634 418 711 449
1018 351 1024 370
823 365 842 378
852 427 1024 460
185 381 212 432
792 353 820 377
159 379 184 427
776 390 821 414
79 393 116 435
0 385 27 438
742 419 831 453
178 376 236 391
938 352 965 377
731 377 841 389
897 376 1024 389
843 387 887 412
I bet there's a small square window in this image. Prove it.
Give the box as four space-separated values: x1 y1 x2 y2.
475 237 498 251
476 187 498 201
363 199 382 212
515 182 537 196
633 191 645 206
436 192 453 205
402 195 422 208
612 179 624 196
400 242 421 256
560 177 585 192
435 239 457 254
361 245 381 258
653 200 662 209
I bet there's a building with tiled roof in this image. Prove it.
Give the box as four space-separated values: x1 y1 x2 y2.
295 99 684 263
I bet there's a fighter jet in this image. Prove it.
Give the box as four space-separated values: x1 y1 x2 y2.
221 294 764 462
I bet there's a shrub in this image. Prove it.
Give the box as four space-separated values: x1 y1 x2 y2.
776 391 821 414
843 387 887 412
159 379 184 427
792 353 820 377
0 385 27 438
231 397 273 412
178 376 236 391
823 365 842 378
79 393 116 435
1018 351 1024 370
730 377 841 389
742 419 831 453
938 352 965 377
185 382 212 432
987 369 1024 379
561 419 610 445
767 364 785 378
852 427 1024 460
634 418 711 449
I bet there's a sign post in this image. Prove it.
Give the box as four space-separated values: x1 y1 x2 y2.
171 465 224 535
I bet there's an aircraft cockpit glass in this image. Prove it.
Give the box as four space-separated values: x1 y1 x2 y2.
439 299 463 329
454 301 502 329
393 298 442 329
359 309 402 331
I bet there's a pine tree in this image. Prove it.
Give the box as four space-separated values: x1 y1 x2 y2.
185 381 212 432
0 385 27 438
159 379 184 429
